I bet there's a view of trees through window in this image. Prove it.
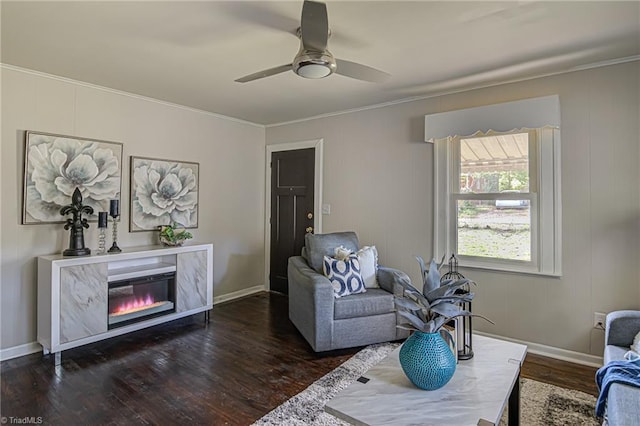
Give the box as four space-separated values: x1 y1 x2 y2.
455 133 532 261
460 170 529 193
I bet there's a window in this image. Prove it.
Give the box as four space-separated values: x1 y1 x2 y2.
456 130 533 262
428 97 561 276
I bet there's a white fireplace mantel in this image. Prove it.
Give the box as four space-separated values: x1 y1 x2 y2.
37 243 213 364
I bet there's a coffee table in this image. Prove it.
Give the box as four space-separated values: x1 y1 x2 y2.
325 335 527 426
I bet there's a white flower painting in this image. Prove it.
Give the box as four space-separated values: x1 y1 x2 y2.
130 157 199 231
23 132 123 224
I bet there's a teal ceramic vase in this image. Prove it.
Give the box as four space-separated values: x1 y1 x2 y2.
399 331 456 390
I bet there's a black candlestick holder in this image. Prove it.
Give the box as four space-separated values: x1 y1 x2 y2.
108 199 122 253
97 212 108 255
108 216 121 253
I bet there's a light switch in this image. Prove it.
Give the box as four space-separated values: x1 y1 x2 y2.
322 204 331 215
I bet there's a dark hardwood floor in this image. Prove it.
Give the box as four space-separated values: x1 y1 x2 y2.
1 292 598 425
521 351 598 397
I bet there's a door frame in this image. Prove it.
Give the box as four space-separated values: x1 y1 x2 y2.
264 139 324 291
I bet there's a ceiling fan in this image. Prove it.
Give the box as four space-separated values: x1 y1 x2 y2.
235 0 390 83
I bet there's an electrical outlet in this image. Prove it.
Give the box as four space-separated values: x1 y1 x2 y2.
594 312 606 329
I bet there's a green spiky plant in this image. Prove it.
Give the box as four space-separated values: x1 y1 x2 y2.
395 256 493 333
158 222 193 246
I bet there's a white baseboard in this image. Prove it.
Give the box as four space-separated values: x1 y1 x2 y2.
475 331 603 367
213 285 266 305
0 342 42 362
5 293 602 368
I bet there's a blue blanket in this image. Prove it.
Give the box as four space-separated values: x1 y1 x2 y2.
595 357 640 417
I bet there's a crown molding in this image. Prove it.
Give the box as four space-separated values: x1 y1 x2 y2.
266 55 640 128
0 63 265 129
3 55 637 130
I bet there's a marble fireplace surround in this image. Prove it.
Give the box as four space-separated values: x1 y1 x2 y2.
37 243 213 365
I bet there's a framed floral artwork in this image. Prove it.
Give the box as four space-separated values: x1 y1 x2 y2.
22 131 123 224
130 156 199 232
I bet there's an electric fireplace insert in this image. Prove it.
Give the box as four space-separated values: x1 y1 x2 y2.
107 272 176 329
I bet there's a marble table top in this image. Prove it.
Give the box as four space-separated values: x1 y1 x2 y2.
325 335 527 426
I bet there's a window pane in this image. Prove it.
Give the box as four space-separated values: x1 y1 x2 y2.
459 133 529 194
457 200 531 261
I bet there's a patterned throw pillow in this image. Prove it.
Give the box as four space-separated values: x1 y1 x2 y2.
323 255 366 298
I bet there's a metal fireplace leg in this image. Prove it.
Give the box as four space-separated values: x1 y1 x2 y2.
54 352 61 366
204 309 210 323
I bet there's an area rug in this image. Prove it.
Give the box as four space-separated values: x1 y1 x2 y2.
252 343 599 426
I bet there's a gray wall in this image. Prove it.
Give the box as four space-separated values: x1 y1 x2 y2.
266 61 640 357
2 61 638 359
1 67 266 351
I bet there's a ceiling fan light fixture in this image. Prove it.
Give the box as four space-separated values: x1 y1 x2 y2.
293 51 337 79
296 62 332 79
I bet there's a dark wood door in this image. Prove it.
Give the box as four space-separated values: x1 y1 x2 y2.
270 148 315 294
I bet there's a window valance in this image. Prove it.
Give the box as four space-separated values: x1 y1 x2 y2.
424 95 560 143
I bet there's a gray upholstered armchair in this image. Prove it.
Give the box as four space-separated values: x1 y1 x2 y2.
288 231 409 352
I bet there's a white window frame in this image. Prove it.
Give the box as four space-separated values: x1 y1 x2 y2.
428 96 562 277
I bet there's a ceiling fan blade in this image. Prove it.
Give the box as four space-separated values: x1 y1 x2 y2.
301 0 329 52
235 64 292 83
335 59 390 83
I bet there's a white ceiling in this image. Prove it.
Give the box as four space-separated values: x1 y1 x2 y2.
2 1 639 125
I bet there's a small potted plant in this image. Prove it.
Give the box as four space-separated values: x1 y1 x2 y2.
394 256 492 390
158 222 193 247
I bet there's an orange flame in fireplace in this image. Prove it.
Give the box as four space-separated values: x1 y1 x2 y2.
114 294 155 314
